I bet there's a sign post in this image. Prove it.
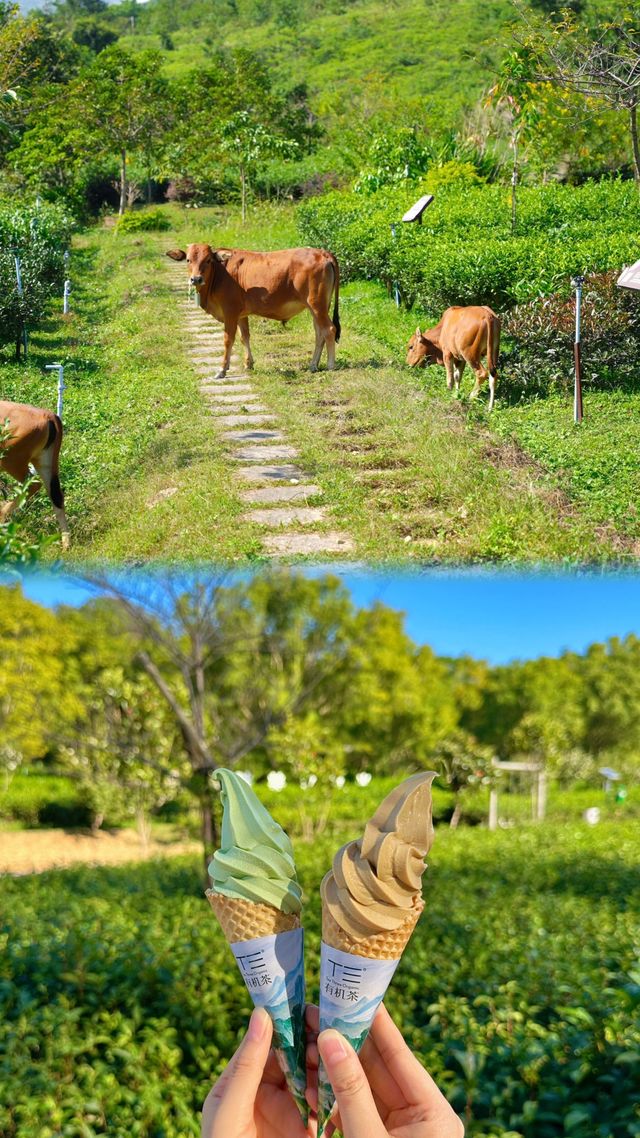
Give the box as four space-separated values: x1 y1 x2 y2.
390 194 434 308
46 363 65 419
572 274 584 424
12 250 28 361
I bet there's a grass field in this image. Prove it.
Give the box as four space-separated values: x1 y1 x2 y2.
1 818 638 1138
1 201 638 562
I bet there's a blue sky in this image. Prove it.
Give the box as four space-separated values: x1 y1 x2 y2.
8 566 640 664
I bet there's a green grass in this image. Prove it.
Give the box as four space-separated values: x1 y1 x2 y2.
1 200 638 563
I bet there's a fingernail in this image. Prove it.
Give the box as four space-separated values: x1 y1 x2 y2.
247 1007 269 1041
319 1029 348 1063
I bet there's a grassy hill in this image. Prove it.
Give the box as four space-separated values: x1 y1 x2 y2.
130 0 515 132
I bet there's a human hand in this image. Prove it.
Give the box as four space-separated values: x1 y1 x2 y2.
306 1003 463 1138
201 1007 314 1138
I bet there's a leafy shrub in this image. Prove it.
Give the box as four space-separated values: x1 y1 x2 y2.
0 200 73 354
0 771 87 827
501 272 640 400
298 180 640 314
0 822 637 1137
115 208 172 233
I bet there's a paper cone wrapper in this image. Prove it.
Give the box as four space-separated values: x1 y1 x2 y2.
206 890 308 1124
317 897 424 1135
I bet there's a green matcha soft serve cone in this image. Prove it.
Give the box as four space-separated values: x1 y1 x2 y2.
206 769 308 1124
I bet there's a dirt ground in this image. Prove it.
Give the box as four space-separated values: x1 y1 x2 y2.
0 828 199 875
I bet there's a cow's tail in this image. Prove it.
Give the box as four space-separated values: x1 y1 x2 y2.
44 414 65 508
329 253 341 342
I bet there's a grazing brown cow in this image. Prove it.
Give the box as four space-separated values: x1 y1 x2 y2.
0 400 70 549
406 305 500 411
166 244 341 378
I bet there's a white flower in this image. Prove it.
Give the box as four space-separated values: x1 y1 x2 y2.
300 774 318 790
583 807 601 825
355 771 372 787
334 775 346 788
267 770 287 792
236 770 253 786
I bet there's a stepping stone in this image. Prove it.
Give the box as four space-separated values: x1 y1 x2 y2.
237 464 307 482
244 507 327 526
203 383 255 395
262 532 355 555
200 376 252 387
232 444 299 461
222 429 284 441
240 484 322 503
216 413 277 426
208 393 266 405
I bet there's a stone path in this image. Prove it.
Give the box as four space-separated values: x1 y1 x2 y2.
168 267 354 556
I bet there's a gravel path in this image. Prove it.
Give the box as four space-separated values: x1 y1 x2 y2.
0 828 198 875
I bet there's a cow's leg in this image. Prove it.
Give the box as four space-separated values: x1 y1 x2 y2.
453 358 466 394
216 319 238 379
488 372 497 411
468 363 488 402
0 461 40 523
443 352 455 391
32 451 71 550
238 317 254 371
309 316 325 372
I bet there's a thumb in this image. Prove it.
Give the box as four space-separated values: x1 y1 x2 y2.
212 1008 273 1130
318 1029 385 1138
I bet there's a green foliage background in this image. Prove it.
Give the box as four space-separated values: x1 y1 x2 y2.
1 820 638 1138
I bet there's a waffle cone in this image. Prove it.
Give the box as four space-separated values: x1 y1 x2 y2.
322 896 424 960
206 890 300 943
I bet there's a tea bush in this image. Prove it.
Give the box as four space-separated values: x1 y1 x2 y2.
297 180 640 313
0 201 73 355
500 272 640 400
1 822 638 1138
115 208 172 233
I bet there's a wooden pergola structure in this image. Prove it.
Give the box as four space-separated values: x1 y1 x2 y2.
488 760 547 830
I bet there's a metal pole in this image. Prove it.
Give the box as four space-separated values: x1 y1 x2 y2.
46 364 65 419
390 223 400 307
63 280 71 315
13 252 28 360
572 275 584 424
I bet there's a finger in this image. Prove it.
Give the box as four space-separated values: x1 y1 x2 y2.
369 1005 452 1112
305 1004 319 1034
318 1030 385 1138
210 1008 273 1131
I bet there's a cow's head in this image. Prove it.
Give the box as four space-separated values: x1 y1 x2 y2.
165 244 233 288
406 326 438 367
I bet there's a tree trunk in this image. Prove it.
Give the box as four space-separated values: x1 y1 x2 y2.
511 131 518 235
449 796 462 830
200 768 220 883
630 103 640 185
119 149 127 216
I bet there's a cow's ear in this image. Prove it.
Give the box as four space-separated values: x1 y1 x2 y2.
166 249 186 261
214 250 233 265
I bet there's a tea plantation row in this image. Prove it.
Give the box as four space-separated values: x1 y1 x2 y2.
297 180 640 314
0 201 73 356
1 821 638 1138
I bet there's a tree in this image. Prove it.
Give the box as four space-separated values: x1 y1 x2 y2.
486 48 541 232
220 110 298 220
516 5 640 183
433 729 495 829
0 584 80 791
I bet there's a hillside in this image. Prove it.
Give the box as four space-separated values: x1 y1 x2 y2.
130 0 515 131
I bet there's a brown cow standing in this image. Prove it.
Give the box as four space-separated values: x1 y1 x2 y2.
0 400 70 549
406 305 500 411
167 244 341 379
